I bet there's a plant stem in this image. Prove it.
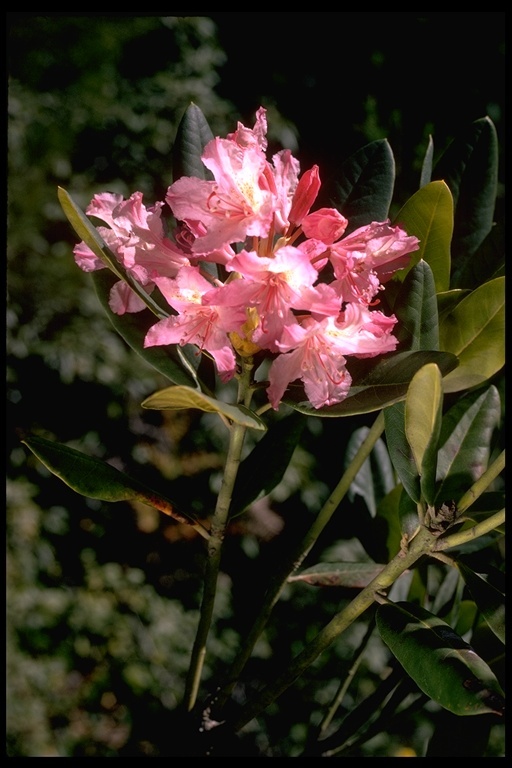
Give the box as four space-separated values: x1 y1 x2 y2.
227 524 437 733
456 449 505 516
182 360 254 712
213 411 385 714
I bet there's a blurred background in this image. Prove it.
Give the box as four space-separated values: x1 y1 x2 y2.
7 12 506 756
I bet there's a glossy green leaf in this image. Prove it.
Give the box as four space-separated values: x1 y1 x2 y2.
392 181 453 293
388 260 439 351
457 563 505 644
142 385 266 430
384 401 420 504
376 601 505 716
405 363 442 506
57 187 167 319
419 134 434 188
230 411 305 517
328 139 395 232
288 562 388 588
284 350 458 418
432 116 498 271
21 434 208 536
171 102 214 182
375 485 405 560
92 270 201 387
435 386 501 505
452 220 505 291
439 277 505 393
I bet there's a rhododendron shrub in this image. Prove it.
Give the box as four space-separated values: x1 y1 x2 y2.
24 105 504 756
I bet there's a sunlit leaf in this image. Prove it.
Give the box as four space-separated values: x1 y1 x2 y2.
392 181 453 293
405 363 442 506
288 562 388 588
21 434 209 538
457 562 505 644
142 385 266 430
376 601 505 716
439 277 505 392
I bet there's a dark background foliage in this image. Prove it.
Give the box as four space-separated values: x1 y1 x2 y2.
7 12 505 757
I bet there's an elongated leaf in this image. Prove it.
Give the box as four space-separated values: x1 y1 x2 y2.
419 135 434 188
288 562 388 588
439 277 505 392
435 386 501 505
22 435 209 538
375 485 407 560
285 350 458 417
432 116 498 271
172 102 214 182
327 139 395 232
392 181 453 293
384 401 420 503
91 270 201 387
452 220 505 291
376 601 505 716
388 260 439 351
457 562 505 644
346 430 395 517
57 187 168 319
142 385 266 430
405 363 442 506
230 411 305 517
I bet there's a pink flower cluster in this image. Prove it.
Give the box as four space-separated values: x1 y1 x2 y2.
74 107 419 410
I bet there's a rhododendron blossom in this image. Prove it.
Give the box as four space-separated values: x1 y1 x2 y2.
74 107 420 409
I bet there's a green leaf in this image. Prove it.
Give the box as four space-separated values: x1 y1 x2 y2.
375 485 407 560
435 385 501 505
432 116 499 272
389 260 439 351
384 402 420 503
141 385 267 430
346 430 395 517
457 563 505 644
452 220 505 291
405 363 442 506
439 276 505 392
21 435 209 537
392 181 453 293
288 562 389 588
91 270 201 387
327 139 395 231
376 601 505 716
419 134 434 188
171 102 214 182
230 411 305 517
284 350 458 417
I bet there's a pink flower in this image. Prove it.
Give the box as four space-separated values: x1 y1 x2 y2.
144 266 247 381
267 317 352 409
166 137 275 254
206 246 340 352
73 191 190 314
288 165 321 227
301 207 348 245
330 220 419 284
